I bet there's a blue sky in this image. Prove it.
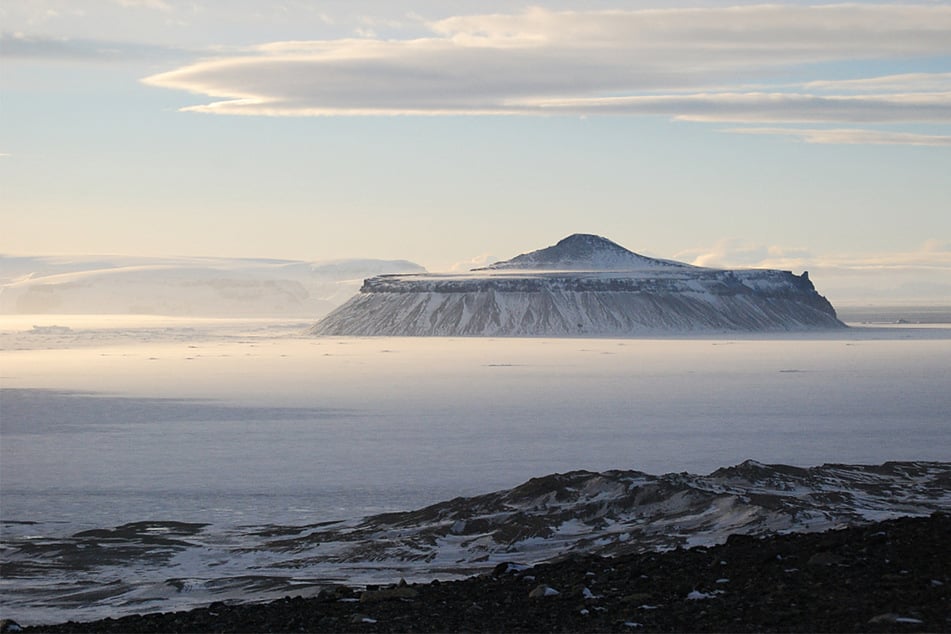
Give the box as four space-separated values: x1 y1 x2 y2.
1 1 949 301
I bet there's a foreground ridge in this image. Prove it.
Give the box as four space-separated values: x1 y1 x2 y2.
311 234 844 336
6 461 948 627
22 513 951 633
244 460 951 574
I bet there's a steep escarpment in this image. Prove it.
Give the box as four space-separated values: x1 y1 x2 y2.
310 234 843 336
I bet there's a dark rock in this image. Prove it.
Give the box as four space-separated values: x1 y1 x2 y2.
807 551 846 566
360 586 418 603
528 584 560 598
20 514 951 633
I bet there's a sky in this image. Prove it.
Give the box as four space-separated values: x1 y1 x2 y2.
1 1 950 302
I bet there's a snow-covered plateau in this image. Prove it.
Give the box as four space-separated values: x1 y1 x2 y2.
0 255 423 317
312 234 844 336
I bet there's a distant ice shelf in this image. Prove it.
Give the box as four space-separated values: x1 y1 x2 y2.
0 255 424 317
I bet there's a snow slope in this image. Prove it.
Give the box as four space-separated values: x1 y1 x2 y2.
312 234 843 336
0 255 424 317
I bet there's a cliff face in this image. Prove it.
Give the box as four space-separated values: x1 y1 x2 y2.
310 235 844 336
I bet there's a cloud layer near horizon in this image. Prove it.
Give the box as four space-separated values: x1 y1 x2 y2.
678 238 951 269
674 239 951 303
132 5 951 144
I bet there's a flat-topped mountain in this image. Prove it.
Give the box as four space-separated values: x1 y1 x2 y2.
310 234 844 336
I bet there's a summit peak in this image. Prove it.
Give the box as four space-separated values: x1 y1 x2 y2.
554 233 629 252
478 234 689 271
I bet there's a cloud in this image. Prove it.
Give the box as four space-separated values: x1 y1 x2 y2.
448 253 501 272
921 239 951 253
676 239 951 303
678 239 951 272
676 240 814 270
723 127 951 146
1 31 186 62
113 0 171 10
528 92 951 124
428 5 951 59
804 73 951 94
141 4 951 128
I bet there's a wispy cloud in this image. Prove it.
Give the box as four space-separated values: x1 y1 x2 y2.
448 253 501 272
113 0 171 10
1 31 187 62
140 5 951 129
723 127 951 146
675 239 951 302
804 73 951 94
677 239 951 272
528 92 951 124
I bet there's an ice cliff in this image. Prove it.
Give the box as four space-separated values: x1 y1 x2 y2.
310 234 844 336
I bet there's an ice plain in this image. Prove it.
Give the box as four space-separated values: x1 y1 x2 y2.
2 313 950 624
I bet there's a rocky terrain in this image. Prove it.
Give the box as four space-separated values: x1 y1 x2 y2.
252 460 951 576
5 461 949 632
311 234 844 336
14 512 950 633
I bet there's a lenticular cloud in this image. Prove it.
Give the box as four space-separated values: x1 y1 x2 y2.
142 5 951 129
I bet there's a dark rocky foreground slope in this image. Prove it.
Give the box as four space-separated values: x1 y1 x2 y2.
271 461 949 570
311 234 844 336
4 461 947 628
17 513 950 633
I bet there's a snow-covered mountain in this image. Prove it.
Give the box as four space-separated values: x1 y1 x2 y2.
0 255 424 317
311 234 844 336
477 233 689 271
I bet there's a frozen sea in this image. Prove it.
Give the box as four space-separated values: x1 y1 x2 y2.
1 312 950 624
